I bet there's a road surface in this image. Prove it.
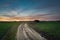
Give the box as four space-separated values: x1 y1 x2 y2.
16 23 47 40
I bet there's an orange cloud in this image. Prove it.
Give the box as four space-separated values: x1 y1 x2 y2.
0 16 48 21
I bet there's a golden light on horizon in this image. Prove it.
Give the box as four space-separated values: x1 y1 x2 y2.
0 16 47 21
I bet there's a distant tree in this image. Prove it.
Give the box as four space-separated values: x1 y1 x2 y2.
34 20 40 23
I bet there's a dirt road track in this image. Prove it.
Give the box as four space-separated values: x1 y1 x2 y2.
16 23 47 40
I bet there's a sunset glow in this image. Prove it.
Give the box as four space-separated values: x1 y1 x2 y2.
0 0 60 21
0 16 48 21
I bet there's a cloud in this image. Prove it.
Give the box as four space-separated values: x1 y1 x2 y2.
0 11 20 17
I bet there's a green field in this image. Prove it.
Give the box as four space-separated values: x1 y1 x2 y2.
0 21 20 40
29 21 60 40
0 21 60 40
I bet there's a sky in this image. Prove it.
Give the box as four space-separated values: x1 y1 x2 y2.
0 0 60 21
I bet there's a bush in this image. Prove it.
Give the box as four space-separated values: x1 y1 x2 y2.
34 20 40 23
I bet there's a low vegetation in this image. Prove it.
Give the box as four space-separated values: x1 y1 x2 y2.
0 21 20 40
29 21 60 40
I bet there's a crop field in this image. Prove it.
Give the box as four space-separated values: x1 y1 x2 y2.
29 21 60 40
0 21 20 40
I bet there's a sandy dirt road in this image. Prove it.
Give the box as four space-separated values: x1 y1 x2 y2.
16 23 47 40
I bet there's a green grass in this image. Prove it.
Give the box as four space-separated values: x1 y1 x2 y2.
0 21 20 40
30 21 60 37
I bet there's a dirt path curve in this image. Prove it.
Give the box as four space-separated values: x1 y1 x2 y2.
16 23 47 40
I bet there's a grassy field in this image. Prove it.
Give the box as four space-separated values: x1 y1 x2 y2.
29 21 60 40
0 21 60 40
0 21 20 40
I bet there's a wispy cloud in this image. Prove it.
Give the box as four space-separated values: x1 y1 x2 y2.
0 0 60 21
